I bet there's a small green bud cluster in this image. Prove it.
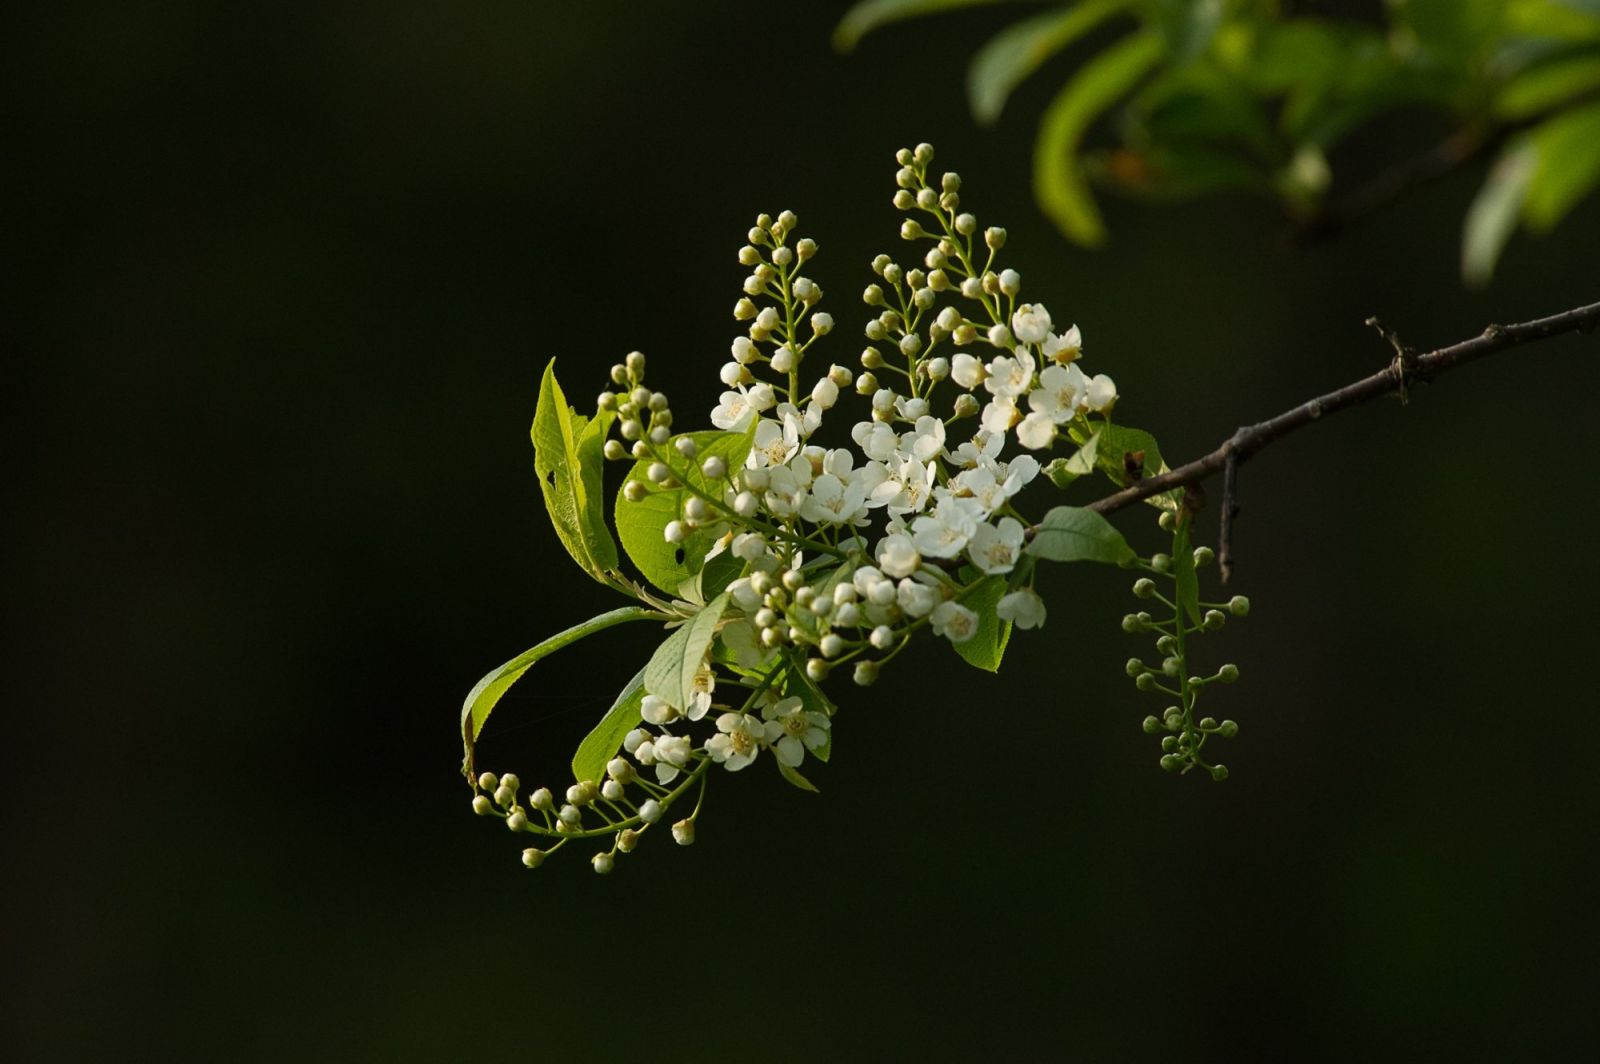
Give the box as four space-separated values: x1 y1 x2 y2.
1122 517 1247 781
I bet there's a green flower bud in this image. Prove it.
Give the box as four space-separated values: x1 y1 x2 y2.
1163 707 1183 729
1228 595 1251 617
617 828 640 853
1199 717 1218 730
984 226 1006 250
621 479 647 504
476 772 499 792
1209 764 1230 782
1133 578 1156 598
1219 720 1239 738
1161 735 1179 753
1218 664 1240 683
853 660 879 686
506 810 528 832
1142 715 1162 734
521 848 544 869
472 795 493 816
1155 635 1177 655
1150 554 1171 573
603 439 627 461
1158 510 1177 531
1192 546 1214 568
806 658 830 682
1135 673 1157 692
1203 609 1227 630
1159 754 1181 772
1121 613 1142 633
1161 657 1180 677
1125 657 1146 677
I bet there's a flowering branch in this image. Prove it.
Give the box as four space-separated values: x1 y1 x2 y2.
1083 299 1600 581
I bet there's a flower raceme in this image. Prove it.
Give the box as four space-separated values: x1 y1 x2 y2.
461 144 1247 874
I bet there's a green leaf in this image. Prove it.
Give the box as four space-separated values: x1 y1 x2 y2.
777 761 821 793
1034 29 1166 246
1173 518 1201 626
1462 138 1536 286
1044 431 1100 488
787 662 835 762
952 575 1013 672
1494 53 1600 119
1093 423 1181 510
1394 0 1509 60
570 668 646 785
833 0 1032 52
644 593 730 712
1505 0 1600 41
614 427 755 594
1027 506 1137 565
1523 98 1600 230
532 359 618 579
968 1 1130 125
460 606 658 780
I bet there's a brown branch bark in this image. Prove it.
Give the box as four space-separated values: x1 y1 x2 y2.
1081 299 1600 576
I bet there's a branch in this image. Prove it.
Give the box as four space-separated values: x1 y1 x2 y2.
1082 300 1600 576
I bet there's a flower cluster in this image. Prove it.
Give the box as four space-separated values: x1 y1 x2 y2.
466 144 1246 874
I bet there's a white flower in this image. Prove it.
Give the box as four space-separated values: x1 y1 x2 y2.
687 663 715 720
748 383 777 412
911 496 982 558
1085 373 1118 413
640 694 678 726
706 711 766 771
983 350 1035 398
869 455 936 515
732 532 768 562
1001 455 1041 495
760 696 830 767
950 352 987 390
1016 411 1057 450
852 420 899 462
651 734 693 783
811 376 839 409
710 390 757 432
930 600 979 643
731 336 756 364
762 461 810 517
876 532 921 578
1029 363 1089 424
900 415 947 464
800 473 868 526
1011 303 1053 344
896 578 940 618
895 395 931 421
750 416 800 468
966 517 1026 574
997 588 1047 629
1041 324 1081 363
944 466 1006 514
947 428 1004 469
980 396 1019 435
728 577 761 612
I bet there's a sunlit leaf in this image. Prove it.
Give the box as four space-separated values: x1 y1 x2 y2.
968 1 1131 125
570 668 646 785
614 427 755 594
1034 29 1165 245
460 607 659 780
1495 53 1600 118
532 359 619 579
644 593 729 712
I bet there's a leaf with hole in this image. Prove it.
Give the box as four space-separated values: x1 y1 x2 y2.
532 359 618 580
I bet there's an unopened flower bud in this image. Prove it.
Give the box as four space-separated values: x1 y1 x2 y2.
1209 764 1230 782
602 779 623 801
506 810 528 832
530 787 554 811
1133 578 1156 598
856 372 879 395
671 819 696 846
617 828 641 853
639 799 662 824
796 237 816 261
819 633 845 658
806 658 830 682
1193 546 1215 567
522 848 544 868
998 269 1020 296
1203 609 1227 630
1125 658 1145 677
493 785 514 807
1159 753 1181 772
900 220 925 240
1219 720 1239 738
604 439 627 461
1228 595 1251 616
985 226 1007 249
472 795 493 816
1218 664 1240 683
476 772 499 792
915 187 937 210
1142 715 1162 734
1150 554 1171 573
623 480 648 503
592 851 615 874
648 425 670 445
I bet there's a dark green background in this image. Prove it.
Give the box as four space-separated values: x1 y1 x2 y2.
9 1 1598 1059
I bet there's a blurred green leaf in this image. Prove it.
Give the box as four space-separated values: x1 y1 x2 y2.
532 359 618 580
1505 0 1600 41
644 593 729 712
1494 52 1600 118
1523 97 1600 228
952 574 1013 672
968 1 1131 125
570 668 646 785
1027 506 1137 565
1034 28 1166 244
1462 138 1536 285
1394 0 1509 59
834 0 1036 52
1149 0 1226 64
460 607 658 780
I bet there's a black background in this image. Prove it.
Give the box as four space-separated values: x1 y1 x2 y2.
8 1 1600 1059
